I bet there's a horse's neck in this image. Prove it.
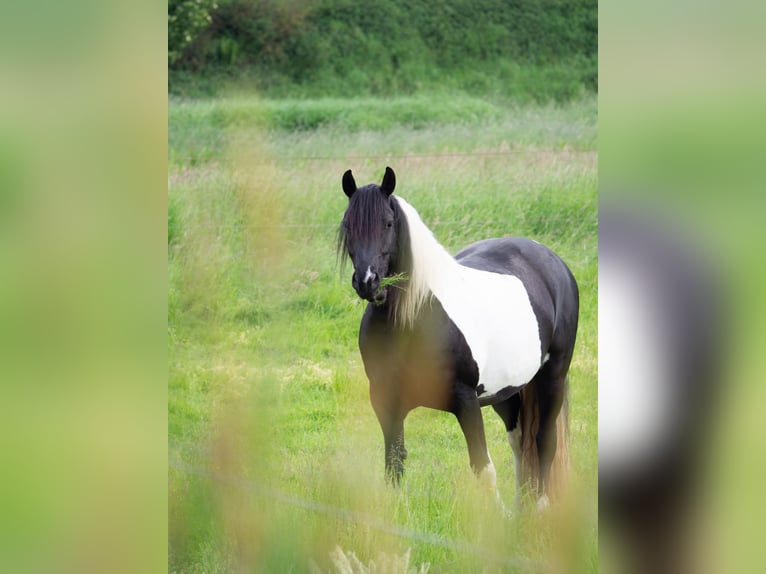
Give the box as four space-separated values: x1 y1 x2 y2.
393 197 460 326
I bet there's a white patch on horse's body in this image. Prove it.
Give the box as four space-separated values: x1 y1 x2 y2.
542 352 549 365
395 197 542 394
363 266 374 283
599 258 672 476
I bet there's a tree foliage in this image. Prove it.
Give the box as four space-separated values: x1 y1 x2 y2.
168 0 218 65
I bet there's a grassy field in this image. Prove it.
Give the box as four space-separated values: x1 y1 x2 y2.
169 94 597 572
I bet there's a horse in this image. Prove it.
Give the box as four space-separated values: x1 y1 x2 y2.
337 167 579 508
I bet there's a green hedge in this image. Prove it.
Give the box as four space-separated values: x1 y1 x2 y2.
169 0 597 100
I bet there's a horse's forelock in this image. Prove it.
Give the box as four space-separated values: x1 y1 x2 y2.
344 185 394 244
337 185 396 272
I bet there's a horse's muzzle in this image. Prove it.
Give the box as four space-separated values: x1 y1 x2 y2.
372 287 388 305
352 268 381 302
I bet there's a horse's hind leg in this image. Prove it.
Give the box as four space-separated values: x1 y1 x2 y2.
535 361 568 507
491 393 523 504
451 383 495 488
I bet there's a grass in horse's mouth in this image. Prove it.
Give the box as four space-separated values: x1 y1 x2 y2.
373 273 408 304
377 273 408 292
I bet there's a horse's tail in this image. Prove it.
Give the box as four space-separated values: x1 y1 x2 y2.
519 378 570 500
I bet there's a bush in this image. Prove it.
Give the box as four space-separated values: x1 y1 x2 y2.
169 0 598 101
168 0 218 66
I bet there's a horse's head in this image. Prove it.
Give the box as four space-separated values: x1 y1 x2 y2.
339 167 399 305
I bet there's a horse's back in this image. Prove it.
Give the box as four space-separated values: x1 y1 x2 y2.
456 237 571 284
455 237 579 355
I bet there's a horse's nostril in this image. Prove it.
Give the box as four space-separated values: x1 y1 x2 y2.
362 266 378 287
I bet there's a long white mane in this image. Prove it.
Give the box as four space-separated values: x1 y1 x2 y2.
394 196 459 328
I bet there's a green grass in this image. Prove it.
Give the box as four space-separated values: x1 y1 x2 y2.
169 56 596 102
169 95 597 164
169 94 597 572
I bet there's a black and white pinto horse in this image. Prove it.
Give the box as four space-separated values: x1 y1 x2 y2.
338 167 579 508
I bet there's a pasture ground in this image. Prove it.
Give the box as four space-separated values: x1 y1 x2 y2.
169 94 597 572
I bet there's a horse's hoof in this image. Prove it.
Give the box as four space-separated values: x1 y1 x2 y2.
536 494 550 512
478 462 497 490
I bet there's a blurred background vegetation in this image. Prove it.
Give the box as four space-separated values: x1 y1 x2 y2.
168 0 597 101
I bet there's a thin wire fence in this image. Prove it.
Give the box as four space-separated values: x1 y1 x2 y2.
168 148 596 231
166 221 501 230
169 148 597 165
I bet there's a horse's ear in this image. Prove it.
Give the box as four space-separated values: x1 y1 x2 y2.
381 166 396 197
342 169 357 198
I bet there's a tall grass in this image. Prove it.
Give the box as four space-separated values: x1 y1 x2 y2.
169 57 597 102
169 95 597 572
169 95 597 164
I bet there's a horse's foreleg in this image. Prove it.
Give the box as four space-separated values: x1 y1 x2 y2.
451 385 494 487
371 388 407 484
381 418 406 485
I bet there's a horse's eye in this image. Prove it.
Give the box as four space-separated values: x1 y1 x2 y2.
386 220 394 229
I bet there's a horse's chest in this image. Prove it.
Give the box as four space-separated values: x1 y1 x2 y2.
433 268 542 395
361 327 456 411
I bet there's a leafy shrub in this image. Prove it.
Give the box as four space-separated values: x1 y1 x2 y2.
169 0 597 101
168 0 218 66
